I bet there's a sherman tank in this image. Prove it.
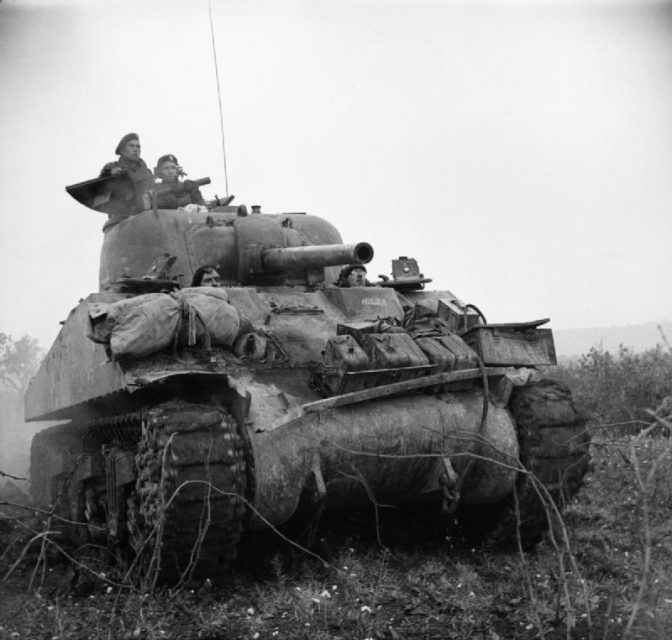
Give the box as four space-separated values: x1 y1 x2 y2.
25 184 590 583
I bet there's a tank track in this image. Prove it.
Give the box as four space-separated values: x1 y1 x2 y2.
132 400 247 583
29 401 248 584
30 422 87 509
457 378 590 549
494 377 590 548
29 419 141 553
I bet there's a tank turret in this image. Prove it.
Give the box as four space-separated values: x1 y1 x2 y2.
24 195 590 585
99 207 371 289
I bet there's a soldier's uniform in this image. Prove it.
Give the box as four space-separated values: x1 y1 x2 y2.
155 180 205 209
153 153 205 209
100 133 156 230
100 157 155 206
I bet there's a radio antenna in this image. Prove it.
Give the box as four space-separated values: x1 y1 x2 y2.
208 0 229 196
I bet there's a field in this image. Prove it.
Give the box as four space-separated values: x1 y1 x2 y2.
1 346 671 640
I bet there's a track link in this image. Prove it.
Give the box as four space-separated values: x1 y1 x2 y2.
456 378 590 549
133 400 247 583
492 377 591 548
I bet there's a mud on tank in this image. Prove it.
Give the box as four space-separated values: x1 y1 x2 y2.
25 194 591 584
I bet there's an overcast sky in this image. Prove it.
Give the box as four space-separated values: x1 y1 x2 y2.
1 0 671 349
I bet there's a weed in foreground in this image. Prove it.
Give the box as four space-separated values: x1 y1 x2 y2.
3 403 672 638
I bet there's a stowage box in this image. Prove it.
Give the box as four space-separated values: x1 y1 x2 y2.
462 325 557 367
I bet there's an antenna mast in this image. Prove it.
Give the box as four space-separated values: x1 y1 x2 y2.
208 0 229 196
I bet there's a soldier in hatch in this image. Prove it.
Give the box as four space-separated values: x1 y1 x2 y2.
191 265 222 287
336 264 369 288
152 154 205 209
99 133 155 222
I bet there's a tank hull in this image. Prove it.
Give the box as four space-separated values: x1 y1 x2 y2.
24 208 590 583
248 392 518 528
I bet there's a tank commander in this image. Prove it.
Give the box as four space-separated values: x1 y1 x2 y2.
152 154 206 209
336 264 370 288
191 265 222 287
99 133 155 223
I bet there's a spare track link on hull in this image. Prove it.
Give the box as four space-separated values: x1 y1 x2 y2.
457 378 590 549
134 400 247 583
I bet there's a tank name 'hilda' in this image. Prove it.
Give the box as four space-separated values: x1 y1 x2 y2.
361 297 388 306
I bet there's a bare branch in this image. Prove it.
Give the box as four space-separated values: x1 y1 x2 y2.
0 469 27 481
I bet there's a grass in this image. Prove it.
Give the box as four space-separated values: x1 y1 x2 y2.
2 425 672 640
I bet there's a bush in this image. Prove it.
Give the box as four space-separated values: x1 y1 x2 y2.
556 344 672 429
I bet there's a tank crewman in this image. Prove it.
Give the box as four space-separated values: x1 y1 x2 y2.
99 133 156 227
336 264 369 287
191 265 222 287
152 154 206 209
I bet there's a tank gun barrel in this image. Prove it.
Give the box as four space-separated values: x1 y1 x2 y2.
261 242 373 272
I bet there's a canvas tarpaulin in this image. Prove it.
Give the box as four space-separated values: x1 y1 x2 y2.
88 287 240 359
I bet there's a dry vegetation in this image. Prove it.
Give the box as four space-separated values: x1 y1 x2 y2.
1 344 672 640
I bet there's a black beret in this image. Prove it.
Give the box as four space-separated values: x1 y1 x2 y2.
115 133 140 155
156 154 179 168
